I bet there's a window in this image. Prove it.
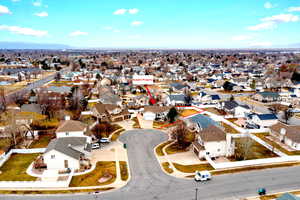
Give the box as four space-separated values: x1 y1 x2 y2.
66 132 69 136
51 155 55 159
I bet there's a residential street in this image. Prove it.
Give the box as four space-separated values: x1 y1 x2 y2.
2 129 300 200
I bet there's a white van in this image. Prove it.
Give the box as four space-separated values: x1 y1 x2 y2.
92 143 100 150
194 171 211 182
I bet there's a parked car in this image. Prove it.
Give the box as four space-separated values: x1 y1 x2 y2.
99 138 110 143
194 171 211 182
246 123 260 129
92 143 100 149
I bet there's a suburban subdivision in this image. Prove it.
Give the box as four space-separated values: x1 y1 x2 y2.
0 49 299 200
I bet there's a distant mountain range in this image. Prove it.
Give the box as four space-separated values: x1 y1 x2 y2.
0 42 72 49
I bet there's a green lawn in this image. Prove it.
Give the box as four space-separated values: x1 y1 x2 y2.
29 135 53 148
70 162 116 187
173 163 214 173
0 153 39 181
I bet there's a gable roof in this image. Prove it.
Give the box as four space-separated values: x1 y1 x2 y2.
45 137 89 160
144 106 171 114
56 120 87 133
257 92 279 98
223 101 239 110
256 114 278 120
94 103 119 114
198 125 226 142
169 94 186 102
188 114 219 129
170 82 187 90
270 122 300 143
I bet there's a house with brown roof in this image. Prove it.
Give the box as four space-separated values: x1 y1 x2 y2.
91 103 131 122
143 106 171 121
270 122 300 150
55 117 87 138
192 125 234 159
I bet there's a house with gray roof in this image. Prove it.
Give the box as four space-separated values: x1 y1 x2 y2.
43 137 91 171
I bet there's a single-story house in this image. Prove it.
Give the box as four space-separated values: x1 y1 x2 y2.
56 118 87 138
143 106 171 121
43 137 91 171
91 103 131 122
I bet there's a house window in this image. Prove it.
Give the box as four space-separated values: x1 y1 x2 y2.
51 155 55 159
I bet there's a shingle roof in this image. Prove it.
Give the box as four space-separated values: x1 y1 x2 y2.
198 125 226 142
144 106 171 113
257 114 278 120
223 101 239 110
45 137 89 160
169 94 186 102
270 122 300 143
188 114 219 129
276 193 300 200
56 120 87 133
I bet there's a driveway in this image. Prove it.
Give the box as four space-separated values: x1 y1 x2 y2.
3 129 300 200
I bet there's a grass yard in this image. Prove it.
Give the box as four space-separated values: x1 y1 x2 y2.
221 122 240 134
255 133 300 156
0 153 39 181
203 107 225 116
232 138 278 160
180 109 199 117
165 143 189 155
0 187 114 195
110 129 125 141
70 161 116 187
155 141 172 156
173 163 214 173
29 135 53 148
162 162 174 174
0 139 11 151
119 161 129 181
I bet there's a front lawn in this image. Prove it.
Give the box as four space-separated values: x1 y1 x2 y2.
173 163 214 173
165 143 189 155
155 141 172 156
221 122 240 134
0 139 11 151
110 129 125 141
119 161 129 181
70 161 116 187
0 153 39 181
180 109 199 117
29 135 53 148
162 162 173 174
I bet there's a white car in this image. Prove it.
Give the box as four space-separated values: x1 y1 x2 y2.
194 171 211 182
99 138 110 143
91 143 100 150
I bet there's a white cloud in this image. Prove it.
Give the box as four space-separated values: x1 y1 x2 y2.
247 22 277 31
249 41 272 47
33 1 42 7
0 25 48 37
34 11 48 17
0 5 12 15
69 31 88 37
231 35 253 41
113 9 127 15
264 2 273 9
131 21 143 26
288 7 300 12
262 14 299 23
128 8 139 14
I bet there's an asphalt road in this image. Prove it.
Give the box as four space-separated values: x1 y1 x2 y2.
2 129 300 200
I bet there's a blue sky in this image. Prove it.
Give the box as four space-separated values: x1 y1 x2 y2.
0 0 300 48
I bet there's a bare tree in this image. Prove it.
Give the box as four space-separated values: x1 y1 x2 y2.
170 121 194 149
234 136 254 161
282 109 293 124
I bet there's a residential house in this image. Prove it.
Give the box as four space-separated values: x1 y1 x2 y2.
220 100 251 117
91 103 131 122
185 114 219 132
166 94 188 106
249 113 278 127
192 125 234 159
56 118 87 138
43 137 91 171
270 122 300 150
143 106 171 121
252 92 280 103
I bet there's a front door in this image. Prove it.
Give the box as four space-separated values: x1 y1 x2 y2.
64 160 69 168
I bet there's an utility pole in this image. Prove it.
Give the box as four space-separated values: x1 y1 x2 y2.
195 188 198 200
